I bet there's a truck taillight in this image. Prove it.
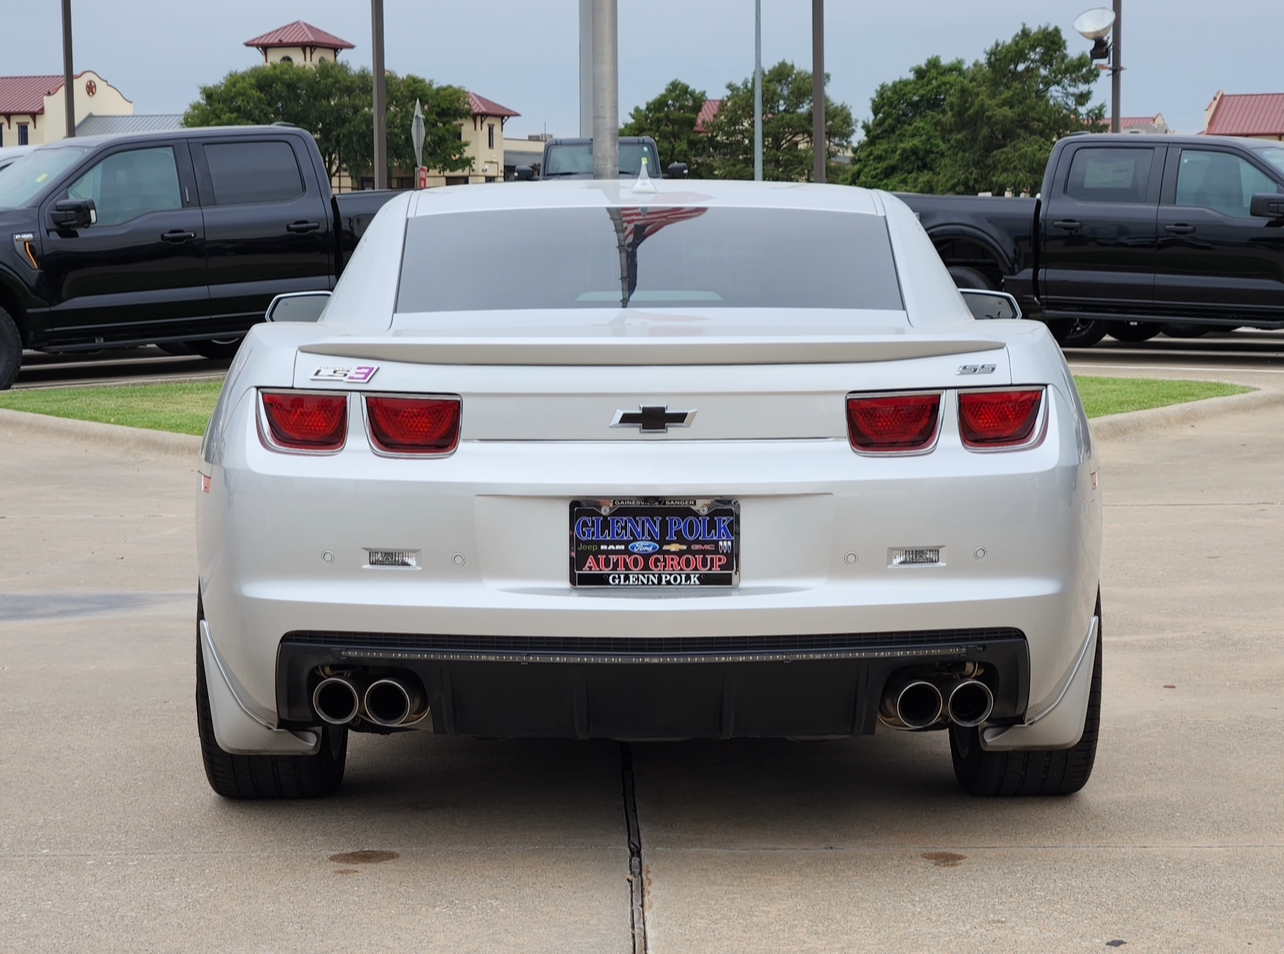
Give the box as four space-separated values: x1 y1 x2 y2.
958 388 1044 448
365 395 461 455
846 392 942 453
260 390 347 450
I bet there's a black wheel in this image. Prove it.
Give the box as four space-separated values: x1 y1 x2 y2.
196 595 347 799
187 337 243 359
1160 323 1214 339
1047 317 1108 348
1108 321 1161 343
155 341 192 356
948 265 998 290
0 306 22 391
949 593 1101 796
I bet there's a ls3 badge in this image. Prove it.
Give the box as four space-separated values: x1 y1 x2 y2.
957 364 996 375
311 365 378 383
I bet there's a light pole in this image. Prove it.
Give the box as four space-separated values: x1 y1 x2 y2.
1074 5 1121 133
1111 0 1122 134
811 0 825 183
590 0 618 180
61 0 75 138
371 0 387 189
754 0 762 181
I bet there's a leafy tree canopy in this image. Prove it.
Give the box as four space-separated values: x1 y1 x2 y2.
621 79 710 176
183 61 471 183
848 25 1104 195
705 60 855 182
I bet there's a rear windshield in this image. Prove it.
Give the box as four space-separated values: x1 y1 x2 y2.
396 207 903 312
543 142 660 178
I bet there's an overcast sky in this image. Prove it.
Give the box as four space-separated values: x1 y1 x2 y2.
7 1 1279 142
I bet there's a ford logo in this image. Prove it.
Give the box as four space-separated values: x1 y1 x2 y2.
628 540 660 554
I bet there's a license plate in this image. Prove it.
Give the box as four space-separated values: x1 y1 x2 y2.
570 498 739 588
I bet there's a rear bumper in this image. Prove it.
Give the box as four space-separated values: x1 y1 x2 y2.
277 628 1030 740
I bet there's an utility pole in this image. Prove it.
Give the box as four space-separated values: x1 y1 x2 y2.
371 0 388 189
1110 0 1122 133
61 0 76 138
754 0 763 181
579 0 594 138
590 0 618 180
811 0 825 183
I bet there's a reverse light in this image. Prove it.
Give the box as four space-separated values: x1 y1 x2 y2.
847 392 942 453
366 549 419 568
260 390 348 451
958 388 1044 448
889 547 942 567
365 395 461 455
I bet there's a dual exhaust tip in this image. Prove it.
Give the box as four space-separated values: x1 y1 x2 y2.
313 675 426 728
880 677 994 730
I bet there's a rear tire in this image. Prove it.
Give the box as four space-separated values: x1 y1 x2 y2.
949 593 1101 796
187 337 243 359
1047 317 1108 348
0 307 22 391
947 265 998 291
196 595 347 799
1160 323 1214 338
155 341 192 357
1108 321 1161 342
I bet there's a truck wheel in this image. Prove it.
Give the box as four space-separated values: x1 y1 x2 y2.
947 266 997 290
187 338 243 359
155 342 192 356
1160 323 1213 339
0 307 22 391
196 596 347 799
1108 321 1161 342
1047 318 1108 348
949 593 1101 796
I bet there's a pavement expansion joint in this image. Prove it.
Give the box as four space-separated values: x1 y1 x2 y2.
619 742 649 954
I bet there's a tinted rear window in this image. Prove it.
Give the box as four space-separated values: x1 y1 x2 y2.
203 141 303 205
396 207 903 312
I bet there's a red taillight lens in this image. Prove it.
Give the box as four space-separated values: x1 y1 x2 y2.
846 393 941 452
365 396 461 454
261 391 347 450
958 389 1043 447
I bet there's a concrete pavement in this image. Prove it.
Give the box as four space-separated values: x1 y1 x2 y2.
2 404 1282 952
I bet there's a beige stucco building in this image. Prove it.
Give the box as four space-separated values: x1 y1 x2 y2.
244 21 354 67
0 71 132 147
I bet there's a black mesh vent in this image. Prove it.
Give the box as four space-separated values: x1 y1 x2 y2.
282 628 1023 657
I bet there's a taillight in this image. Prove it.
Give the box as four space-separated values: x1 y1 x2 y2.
846 392 941 453
958 388 1043 448
260 390 347 451
365 395 461 455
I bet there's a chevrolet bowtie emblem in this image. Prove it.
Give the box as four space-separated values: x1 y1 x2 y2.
610 405 697 433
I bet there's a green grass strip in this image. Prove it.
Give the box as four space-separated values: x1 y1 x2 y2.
1073 376 1249 419
0 375 1253 436
0 381 223 436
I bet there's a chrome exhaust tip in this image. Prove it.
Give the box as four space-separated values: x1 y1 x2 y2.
364 678 423 727
879 679 944 730
313 676 360 725
947 679 994 728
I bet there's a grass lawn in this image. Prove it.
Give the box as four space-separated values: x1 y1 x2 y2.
0 375 1254 436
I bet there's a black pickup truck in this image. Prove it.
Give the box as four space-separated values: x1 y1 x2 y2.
900 133 1284 347
0 125 400 388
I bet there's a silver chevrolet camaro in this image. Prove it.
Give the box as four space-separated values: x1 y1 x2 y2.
195 178 1102 799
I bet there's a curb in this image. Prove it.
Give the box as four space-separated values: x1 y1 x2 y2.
1090 386 1284 442
2 385 1280 460
0 408 203 463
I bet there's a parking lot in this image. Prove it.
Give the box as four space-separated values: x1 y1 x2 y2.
2 384 1281 952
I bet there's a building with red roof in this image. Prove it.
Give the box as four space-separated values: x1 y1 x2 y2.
1204 92 1284 141
0 71 132 147
245 21 354 67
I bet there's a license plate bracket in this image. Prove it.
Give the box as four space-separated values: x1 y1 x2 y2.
570 498 740 588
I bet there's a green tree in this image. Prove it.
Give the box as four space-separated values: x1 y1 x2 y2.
845 56 968 193
183 61 471 184
704 60 854 182
621 79 710 175
847 26 1104 195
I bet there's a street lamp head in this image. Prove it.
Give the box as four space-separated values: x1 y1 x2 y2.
1074 7 1116 41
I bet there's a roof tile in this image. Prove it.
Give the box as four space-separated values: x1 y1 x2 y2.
468 91 519 118
1206 93 1284 137
244 21 354 51
0 75 66 115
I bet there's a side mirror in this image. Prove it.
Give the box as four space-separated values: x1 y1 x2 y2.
1250 193 1284 219
959 288 1022 320
666 162 689 179
51 198 96 230
514 165 535 181
265 290 332 323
